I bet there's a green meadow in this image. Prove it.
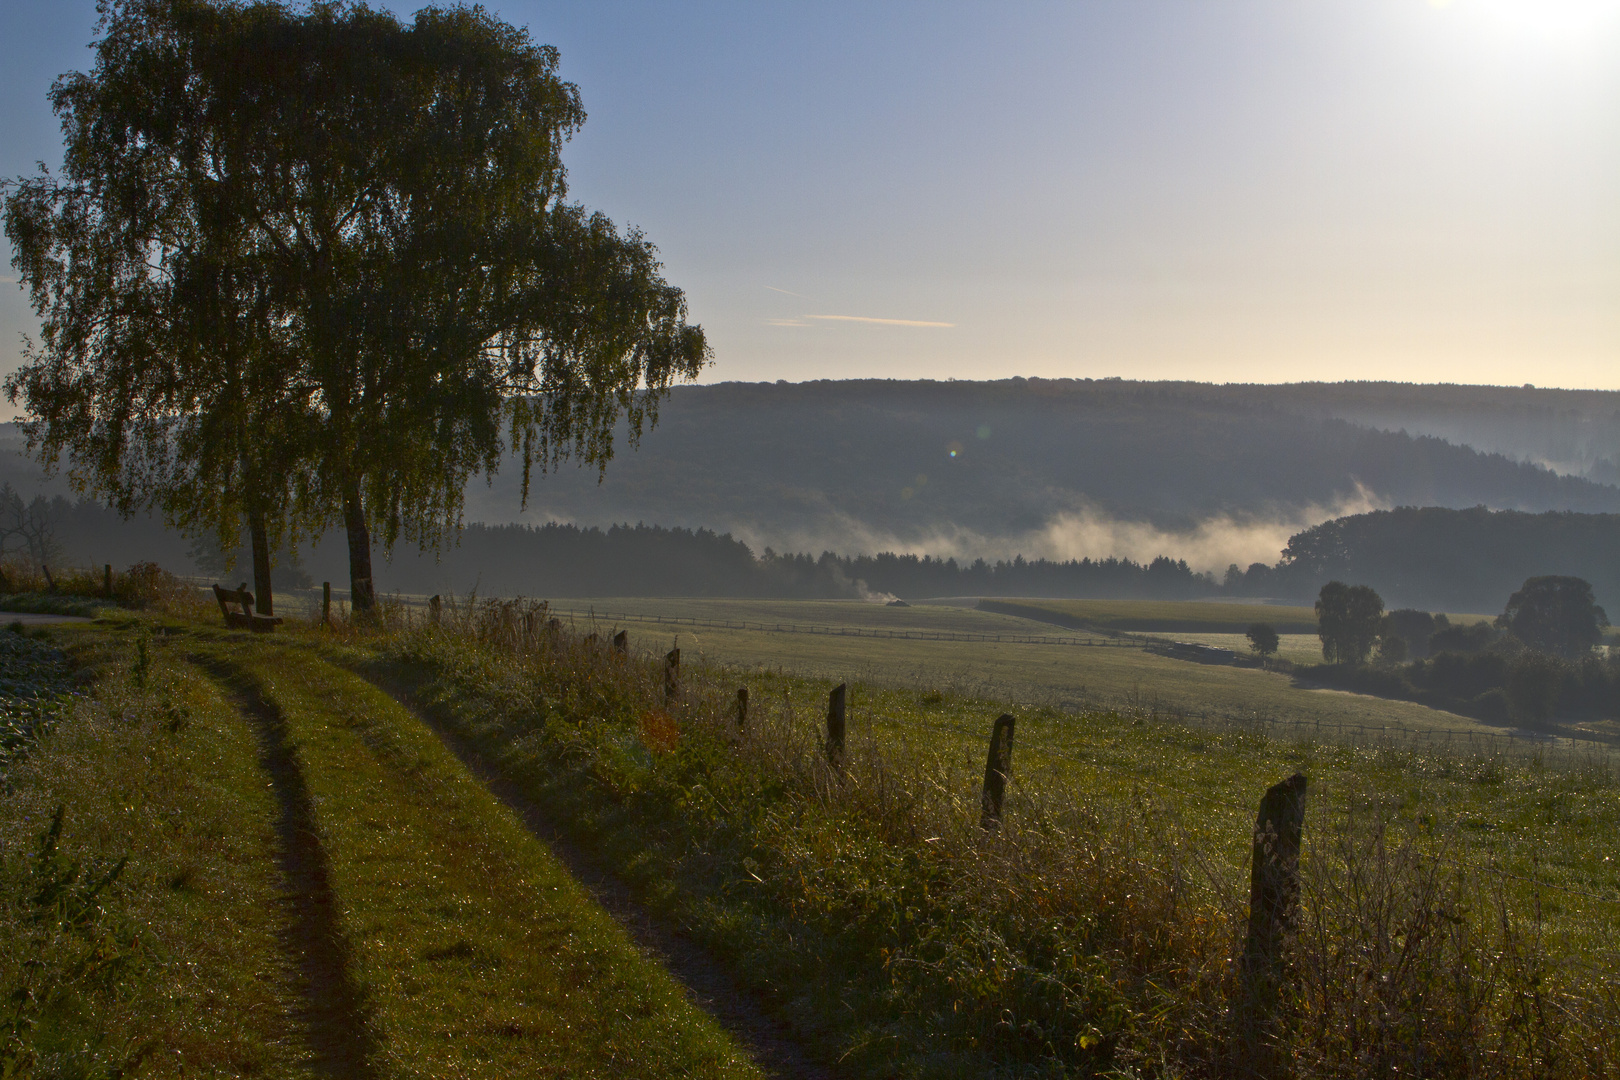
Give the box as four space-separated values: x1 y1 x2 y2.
552 596 1544 744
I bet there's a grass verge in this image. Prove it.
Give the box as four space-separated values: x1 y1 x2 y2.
360 599 1620 1078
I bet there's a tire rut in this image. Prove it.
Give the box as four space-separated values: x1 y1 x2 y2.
196 656 379 1079
361 671 837 1080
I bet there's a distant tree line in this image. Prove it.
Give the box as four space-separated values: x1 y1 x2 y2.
1227 506 1620 611
1300 575 1613 728
355 523 1217 600
12 499 1620 621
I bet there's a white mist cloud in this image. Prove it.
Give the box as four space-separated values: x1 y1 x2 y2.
728 485 1388 574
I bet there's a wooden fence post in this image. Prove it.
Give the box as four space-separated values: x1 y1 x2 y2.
1239 772 1308 1060
104 564 112 598
42 565 54 592
736 686 749 729
825 683 847 765
322 582 331 625
664 648 681 705
980 713 1016 830
428 594 442 624
613 629 628 653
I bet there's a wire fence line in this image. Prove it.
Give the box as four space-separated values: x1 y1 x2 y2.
819 707 1620 909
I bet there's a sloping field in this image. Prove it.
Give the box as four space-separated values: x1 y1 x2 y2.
551 597 1523 743
980 597 1322 633
553 596 1091 636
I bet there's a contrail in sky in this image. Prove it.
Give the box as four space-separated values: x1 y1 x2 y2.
807 314 955 328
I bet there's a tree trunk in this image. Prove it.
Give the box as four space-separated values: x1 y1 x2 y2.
248 506 273 616
344 477 375 612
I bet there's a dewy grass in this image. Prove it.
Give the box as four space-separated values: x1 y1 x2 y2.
193 637 765 1079
364 598 1620 1079
0 617 310 1077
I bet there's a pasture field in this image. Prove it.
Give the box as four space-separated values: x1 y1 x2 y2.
979 596 1323 633
553 597 1543 745
1166 631 1324 664
551 595 1089 636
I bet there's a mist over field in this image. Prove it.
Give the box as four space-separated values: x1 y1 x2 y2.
718 486 1389 575
460 379 1620 564
7 378 1620 594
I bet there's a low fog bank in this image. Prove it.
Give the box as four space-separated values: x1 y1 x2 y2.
715 486 1387 576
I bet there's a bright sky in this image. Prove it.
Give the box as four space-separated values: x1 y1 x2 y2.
2 0 1617 389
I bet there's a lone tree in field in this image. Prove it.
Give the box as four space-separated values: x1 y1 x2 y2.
1497 575 1608 658
5 0 708 612
1245 622 1279 662
1314 581 1384 665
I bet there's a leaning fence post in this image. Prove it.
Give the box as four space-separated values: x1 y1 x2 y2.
104 564 112 598
736 686 749 729
1239 772 1308 1058
825 683 847 765
613 629 628 654
664 648 681 705
322 582 331 625
428 594 442 624
980 713 1016 830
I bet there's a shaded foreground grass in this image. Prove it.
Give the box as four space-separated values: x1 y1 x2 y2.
3 616 768 1078
192 636 764 1078
1 617 309 1076
367 599 1620 1078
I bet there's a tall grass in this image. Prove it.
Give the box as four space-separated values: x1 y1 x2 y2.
0 559 209 616
371 596 1620 1078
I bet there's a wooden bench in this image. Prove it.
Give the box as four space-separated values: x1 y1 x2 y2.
213 584 284 633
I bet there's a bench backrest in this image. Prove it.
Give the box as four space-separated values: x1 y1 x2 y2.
213 584 257 619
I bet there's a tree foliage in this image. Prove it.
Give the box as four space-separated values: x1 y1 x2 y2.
1315 581 1385 665
4 0 709 610
1246 622 1279 660
1496 575 1608 658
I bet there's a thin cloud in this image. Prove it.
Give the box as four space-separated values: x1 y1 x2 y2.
764 285 808 298
808 314 955 328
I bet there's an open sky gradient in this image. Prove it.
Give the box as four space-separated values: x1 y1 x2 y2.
2 0 1617 389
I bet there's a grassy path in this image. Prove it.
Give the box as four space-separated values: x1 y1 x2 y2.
360 671 833 1080
192 634 766 1079
199 656 379 1076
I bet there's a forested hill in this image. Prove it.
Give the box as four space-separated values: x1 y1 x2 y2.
461 379 1620 557
6 380 1620 608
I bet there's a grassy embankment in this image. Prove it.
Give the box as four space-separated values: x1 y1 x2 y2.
553 596 1531 742
369 597 1620 1078
2 609 765 1078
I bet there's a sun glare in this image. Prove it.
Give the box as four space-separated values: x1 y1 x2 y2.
1428 0 1620 47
